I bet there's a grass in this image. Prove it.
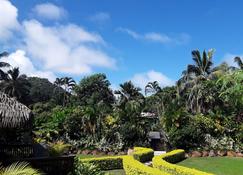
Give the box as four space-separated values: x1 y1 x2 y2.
177 157 243 175
105 169 126 175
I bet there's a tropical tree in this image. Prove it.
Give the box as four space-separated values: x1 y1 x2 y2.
0 67 30 103
114 81 146 147
54 77 75 106
177 49 216 112
0 52 10 81
74 73 114 107
115 81 144 107
145 81 161 95
234 56 243 70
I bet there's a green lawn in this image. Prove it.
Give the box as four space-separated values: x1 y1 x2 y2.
105 169 126 175
177 157 243 175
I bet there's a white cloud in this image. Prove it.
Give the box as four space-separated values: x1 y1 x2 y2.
222 53 241 67
89 12 110 24
22 20 116 75
0 50 56 81
131 70 174 90
144 32 172 43
117 27 190 45
33 3 67 20
0 0 19 40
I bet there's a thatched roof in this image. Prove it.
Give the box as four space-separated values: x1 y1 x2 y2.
0 92 32 128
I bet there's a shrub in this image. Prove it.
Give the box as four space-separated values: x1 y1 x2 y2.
48 141 71 156
77 156 123 171
73 162 105 175
123 156 167 175
152 149 214 175
132 147 154 162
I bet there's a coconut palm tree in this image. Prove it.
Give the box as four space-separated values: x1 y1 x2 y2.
0 67 30 102
234 56 243 70
145 81 162 95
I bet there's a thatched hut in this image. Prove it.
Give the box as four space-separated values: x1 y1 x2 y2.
0 91 32 128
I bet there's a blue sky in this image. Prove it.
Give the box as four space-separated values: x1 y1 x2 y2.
1 0 243 90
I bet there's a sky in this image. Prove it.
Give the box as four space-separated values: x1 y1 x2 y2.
1 0 243 90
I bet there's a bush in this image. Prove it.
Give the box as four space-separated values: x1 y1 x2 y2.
123 156 167 175
132 147 154 162
77 156 123 171
73 162 105 175
48 141 71 156
152 149 214 175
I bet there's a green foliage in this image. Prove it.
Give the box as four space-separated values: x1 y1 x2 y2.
78 156 123 171
74 162 105 175
0 67 30 104
48 141 71 156
132 147 154 163
0 162 42 175
28 77 65 105
74 73 114 107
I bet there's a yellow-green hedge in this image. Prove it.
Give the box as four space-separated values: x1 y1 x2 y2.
132 147 154 162
123 156 169 175
152 149 214 175
78 156 123 170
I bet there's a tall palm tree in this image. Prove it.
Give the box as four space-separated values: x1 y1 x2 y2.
234 56 243 70
54 77 75 106
115 81 143 106
145 81 162 95
0 52 10 80
187 49 214 78
177 49 215 113
0 67 30 102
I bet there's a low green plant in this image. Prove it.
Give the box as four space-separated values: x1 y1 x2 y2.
73 162 105 175
0 162 42 175
48 141 71 156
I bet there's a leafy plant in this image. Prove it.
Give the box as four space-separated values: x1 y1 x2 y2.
74 162 105 175
0 162 42 175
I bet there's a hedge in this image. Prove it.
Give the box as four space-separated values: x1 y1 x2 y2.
152 149 214 175
132 147 154 162
123 156 169 175
77 156 123 170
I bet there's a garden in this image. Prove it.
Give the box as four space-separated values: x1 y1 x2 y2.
0 49 242 174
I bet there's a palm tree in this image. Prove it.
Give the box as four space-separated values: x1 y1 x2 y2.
114 81 143 106
54 77 75 106
187 49 214 78
0 52 10 80
0 67 30 102
234 56 243 70
145 81 162 95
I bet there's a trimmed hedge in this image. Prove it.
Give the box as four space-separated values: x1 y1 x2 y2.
123 156 169 175
77 156 123 170
152 149 214 175
132 147 154 162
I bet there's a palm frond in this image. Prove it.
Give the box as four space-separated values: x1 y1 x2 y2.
0 162 42 175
